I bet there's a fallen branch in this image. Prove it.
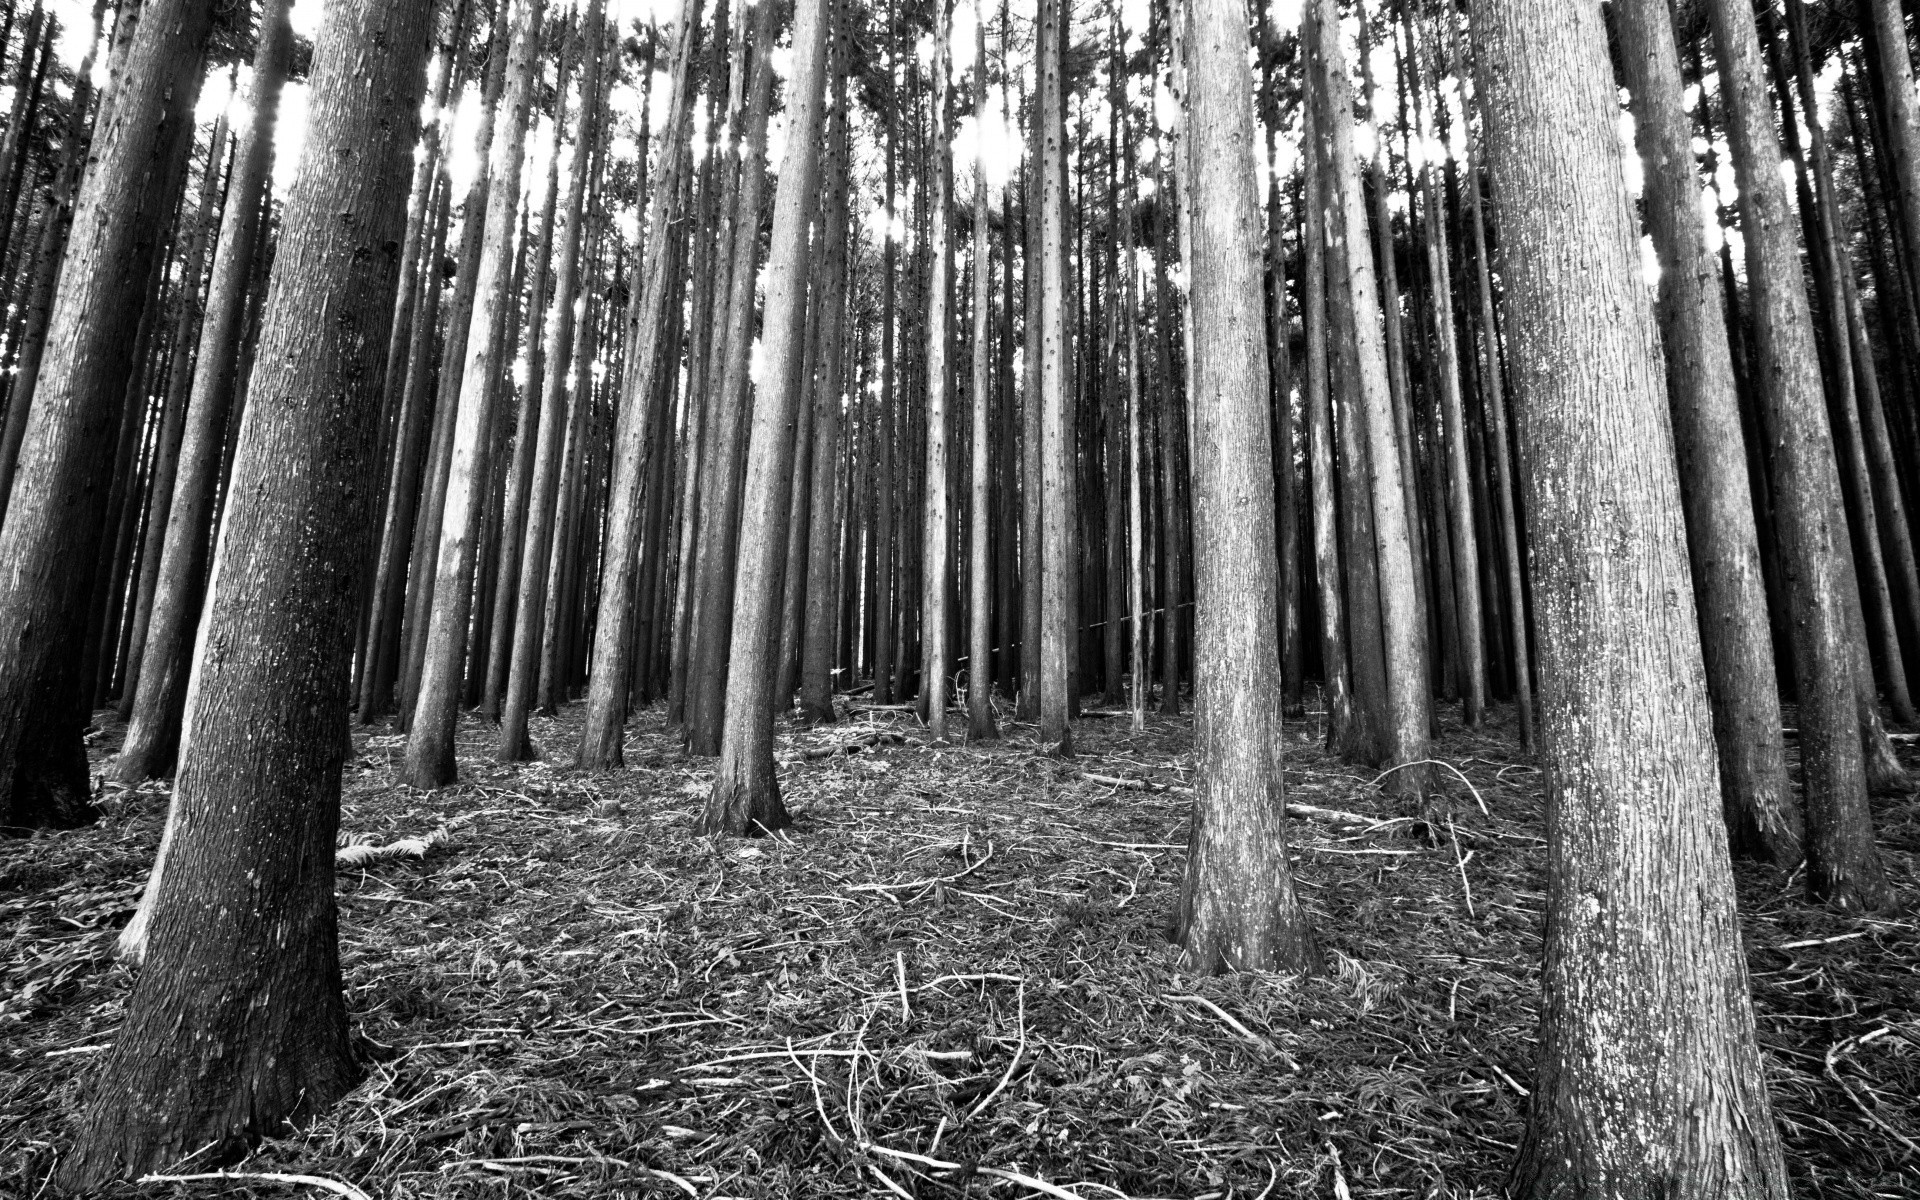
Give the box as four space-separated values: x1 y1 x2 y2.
864 1142 1130 1200
139 1172 371 1200
966 979 1027 1120
848 842 995 897
1826 1027 1920 1158
1166 993 1299 1069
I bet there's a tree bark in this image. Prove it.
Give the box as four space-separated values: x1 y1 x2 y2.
1707 0 1895 911
800 59 854 727
499 0 608 761
1171 0 1316 975
115 0 291 786
404 0 547 789
1469 3 1793 1195
1037 0 1072 754
576 0 703 766
58 0 433 1183
0 0 212 832
1611 0 1799 866
701 0 834 835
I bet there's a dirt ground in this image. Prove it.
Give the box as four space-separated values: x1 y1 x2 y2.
3 698 1916 1199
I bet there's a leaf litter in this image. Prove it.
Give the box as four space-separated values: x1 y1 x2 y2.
2 699 1915 1198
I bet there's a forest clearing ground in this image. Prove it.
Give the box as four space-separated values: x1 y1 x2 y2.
3 700 1917 1199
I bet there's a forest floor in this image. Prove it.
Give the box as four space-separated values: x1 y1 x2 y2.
3 696 1918 1199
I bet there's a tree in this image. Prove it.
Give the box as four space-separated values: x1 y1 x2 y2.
1171 0 1315 975
799 57 855 727
921 0 954 743
576 0 703 767
1610 0 1799 866
115 0 295 785
0 0 214 831
702 0 837 835
1706 0 1895 911
966 1 998 743
1468 0 1792 1193
404 0 548 789
1037 0 1072 754
499 0 610 762
58 0 435 1182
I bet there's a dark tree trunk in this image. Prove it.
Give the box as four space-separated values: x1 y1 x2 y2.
115 0 291 785
58 0 433 1183
0 0 213 832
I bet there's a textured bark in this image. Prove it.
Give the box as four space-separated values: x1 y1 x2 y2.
1450 19 1533 750
920 0 954 743
400 9 512 724
118 114 229 718
0 0 211 832
800 70 853 727
1301 67 1350 753
484 41 571 723
57 0 432 1183
1037 0 1072 754
115 0 291 786
1612 0 1799 866
1313 0 1431 807
682 0 779 756
1707 0 1894 911
1411 23 1483 730
701 0 832 836
499 0 608 762
1867 0 1920 313
1171 0 1315 975
404 0 547 789
576 0 702 766
1470 3 1793 1195
966 9 997 743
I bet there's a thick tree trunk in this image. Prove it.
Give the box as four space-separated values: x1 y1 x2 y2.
1707 0 1895 911
1171 0 1315 976
57 1 432 1183
115 0 291 786
1611 0 1799 866
0 0 212 833
702 0 833 835
1469 4 1793 1195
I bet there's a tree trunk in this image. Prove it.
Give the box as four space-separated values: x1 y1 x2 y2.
115 0 291 786
499 0 608 761
1707 0 1895 911
701 0 833 835
1301 67 1350 753
577 0 702 766
0 0 212 833
1171 0 1316 976
403 0 546 789
800 58 854 727
1037 0 1072 754
1470 3 1793 1195
1610 0 1799 866
58 1 433 1183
